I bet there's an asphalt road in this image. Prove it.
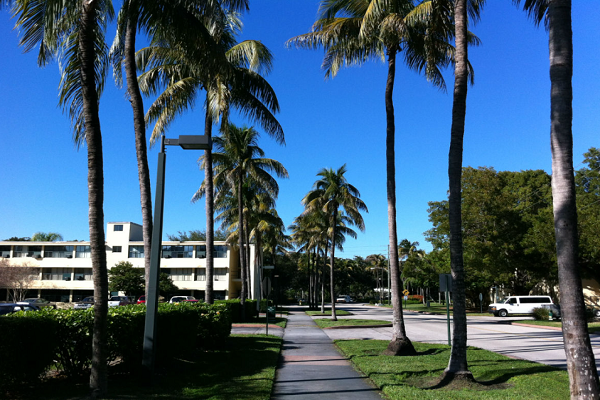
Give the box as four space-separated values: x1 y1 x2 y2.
321 303 600 372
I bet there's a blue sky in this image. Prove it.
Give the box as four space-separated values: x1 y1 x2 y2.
1 2 599 259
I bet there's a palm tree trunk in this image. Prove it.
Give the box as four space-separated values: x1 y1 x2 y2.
204 109 214 304
321 247 326 314
244 218 251 298
548 2 600 397
80 1 108 396
445 0 472 380
329 213 337 321
383 46 415 356
238 172 247 320
308 249 313 309
124 13 153 299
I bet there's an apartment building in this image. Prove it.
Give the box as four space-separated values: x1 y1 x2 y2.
0 222 255 303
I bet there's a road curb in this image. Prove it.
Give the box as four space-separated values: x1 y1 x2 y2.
324 324 393 329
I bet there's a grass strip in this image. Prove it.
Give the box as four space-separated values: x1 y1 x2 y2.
306 309 352 316
13 335 282 400
238 316 287 328
336 339 570 400
314 318 390 329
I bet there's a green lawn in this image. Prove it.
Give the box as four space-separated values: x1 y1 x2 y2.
240 316 287 328
10 335 282 400
305 309 352 316
336 340 570 399
314 318 390 329
399 302 490 316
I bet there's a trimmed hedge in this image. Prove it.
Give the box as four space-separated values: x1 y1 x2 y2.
0 301 234 390
215 299 258 322
0 313 58 388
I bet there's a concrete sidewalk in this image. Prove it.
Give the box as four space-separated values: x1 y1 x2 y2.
271 309 383 400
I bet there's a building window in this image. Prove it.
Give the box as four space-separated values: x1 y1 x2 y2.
195 269 206 281
74 268 92 281
195 245 227 258
44 245 74 258
42 268 72 281
165 268 192 281
13 246 25 258
128 246 144 258
214 268 227 281
0 245 10 258
162 245 193 259
214 245 228 258
114 225 123 231
76 246 91 258
112 246 122 253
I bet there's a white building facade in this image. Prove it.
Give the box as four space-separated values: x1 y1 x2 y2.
0 222 256 303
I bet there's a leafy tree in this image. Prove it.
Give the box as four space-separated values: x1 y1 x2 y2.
31 232 63 242
515 2 600 395
4 237 30 241
303 165 367 321
0 259 37 302
108 261 144 297
12 0 114 394
158 273 179 298
166 229 229 242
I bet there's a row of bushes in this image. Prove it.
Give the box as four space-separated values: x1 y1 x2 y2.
0 301 236 389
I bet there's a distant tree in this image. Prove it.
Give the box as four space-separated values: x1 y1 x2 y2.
159 273 179 298
31 232 64 242
166 228 229 242
0 259 38 302
4 237 30 241
108 261 144 297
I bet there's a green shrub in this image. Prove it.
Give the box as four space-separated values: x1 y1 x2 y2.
532 307 550 320
216 299 258 322
49 308 95 377
0 312 58 389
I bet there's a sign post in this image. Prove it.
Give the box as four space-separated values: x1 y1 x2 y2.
439 274 453 346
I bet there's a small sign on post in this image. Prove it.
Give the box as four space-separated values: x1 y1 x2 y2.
439 274 453 346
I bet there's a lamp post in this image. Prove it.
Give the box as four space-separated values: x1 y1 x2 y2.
142 134 211 374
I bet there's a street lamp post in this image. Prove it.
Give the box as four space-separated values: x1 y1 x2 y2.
142 134 211 374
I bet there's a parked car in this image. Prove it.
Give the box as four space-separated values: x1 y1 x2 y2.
108 296 131 307
169 296 198 304
336 295 353 303
137 295 146 304
17 297 56 309
74 296 95 310
488 295 554 317
0 303 41 315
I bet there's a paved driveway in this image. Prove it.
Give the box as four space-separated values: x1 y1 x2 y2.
321 304 600 372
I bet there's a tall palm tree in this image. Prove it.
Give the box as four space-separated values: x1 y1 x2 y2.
514 1 600 397
139 16 283 303
204 124 288 314
12 0 113 395
288 0 477 355
303 165 367 321
110 0 240 299
444 0 484 382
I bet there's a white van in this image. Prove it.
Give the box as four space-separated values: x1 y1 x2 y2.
488 295 554 317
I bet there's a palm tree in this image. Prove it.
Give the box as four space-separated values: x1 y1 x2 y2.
31 232 64 242
139 16 283 303
12 0 113 395
204 124 287 315
288 0 477 355
303 165 367 321
366 254 387 303
514 1 600 397
110 0 240 299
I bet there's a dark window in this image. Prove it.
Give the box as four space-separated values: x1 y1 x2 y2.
114 225 123 231
112 246 122 253
129 246 144 258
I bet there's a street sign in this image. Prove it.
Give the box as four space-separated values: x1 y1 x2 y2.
439 274 453 292
403 289 409 296
262 277 272 297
